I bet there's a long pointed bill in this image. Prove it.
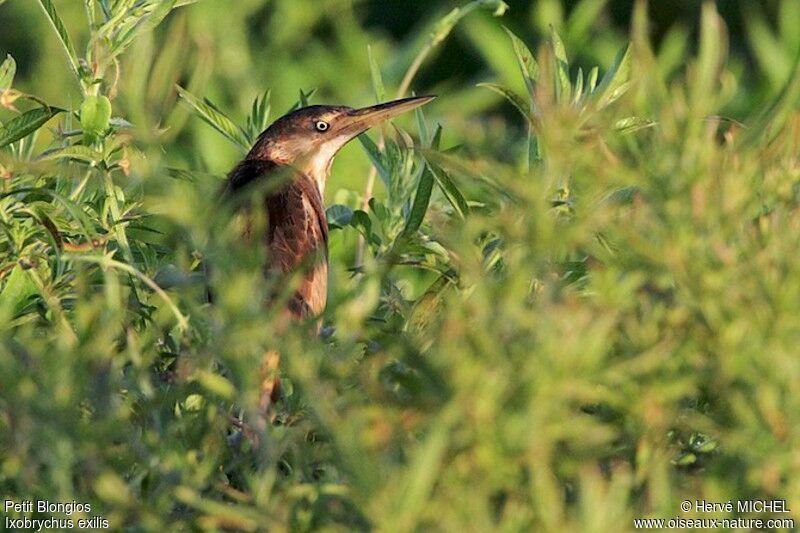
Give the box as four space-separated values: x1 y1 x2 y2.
337 95 436 137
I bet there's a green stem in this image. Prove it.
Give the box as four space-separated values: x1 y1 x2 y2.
70 254 189 332
101 168 134 265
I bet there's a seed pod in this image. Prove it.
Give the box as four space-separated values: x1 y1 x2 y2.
80 94 111 143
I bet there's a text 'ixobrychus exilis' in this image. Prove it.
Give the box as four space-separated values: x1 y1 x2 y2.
223 95 435 418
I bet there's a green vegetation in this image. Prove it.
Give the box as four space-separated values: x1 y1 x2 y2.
1 0 799 530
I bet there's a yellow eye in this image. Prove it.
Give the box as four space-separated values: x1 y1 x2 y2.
315 120 329 132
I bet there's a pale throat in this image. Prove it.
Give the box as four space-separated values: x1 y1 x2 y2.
298 135 352 197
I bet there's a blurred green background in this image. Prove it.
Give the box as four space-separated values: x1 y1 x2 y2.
1 0 793 188
1 0 799 531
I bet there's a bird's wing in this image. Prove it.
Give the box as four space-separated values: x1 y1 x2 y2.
222 158 328 319
222 158 281 195
266 172 328 318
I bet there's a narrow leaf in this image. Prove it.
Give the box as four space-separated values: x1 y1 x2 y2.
430 124 443 150
415 103 430 147
0 187 95 241
286 88 317 113
403 163 435 236
358 133 392 189
0 54 16 91
550 27 571 102
176 85 250 150
36 0 81 83
367 45 387 103
426 160 468 219
477 83 533 124
0 106 64 148
586 66 599 93
38 145 103 164
298 88 314 107
503 27 539 96
573 67 584 104
593 44 632 109
613 116 656 134
248 89 271 138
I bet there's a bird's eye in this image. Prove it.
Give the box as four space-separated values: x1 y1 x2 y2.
315 120 329 132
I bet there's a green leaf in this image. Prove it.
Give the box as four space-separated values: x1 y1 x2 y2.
573 67 584 104
406 240 450 260
298 88 315 108
415 103 430 147
0 105 64 148
0 264 38 316
503 27 539 96
0 187 96 241
388 416 452 530
688 432 719 454
693 2 727 104
592 44 632 109
613 116 656 134
358 133 392 189
602 186 640 206
550 27 571 102
425 160 468 219
196 369 235 400
430 124 443 150
477 83 533 124
326 204 354 229
431 1 509 47
368 197 391 224
285 88 317 113
247 89 271 140
176 85 250 150
350 209 374 241
586 66 599 93
36 0 82 84
671 452 697 466
367 45 387 103
38 145 103 164
402 163 435 236
738 54 800 148
0 54 16 91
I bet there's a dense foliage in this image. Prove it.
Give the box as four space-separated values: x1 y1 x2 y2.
1 0 799 530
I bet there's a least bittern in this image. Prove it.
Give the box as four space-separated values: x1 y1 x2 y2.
224 95 435 418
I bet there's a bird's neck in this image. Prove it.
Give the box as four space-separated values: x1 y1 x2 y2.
296 148 336 197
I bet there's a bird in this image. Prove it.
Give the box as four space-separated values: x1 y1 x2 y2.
223 95 435 419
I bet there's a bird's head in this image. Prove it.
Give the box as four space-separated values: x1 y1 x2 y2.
249 95 435 193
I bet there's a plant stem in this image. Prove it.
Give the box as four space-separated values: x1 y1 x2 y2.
101 168 134 265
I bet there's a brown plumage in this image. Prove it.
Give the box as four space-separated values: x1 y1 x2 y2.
224 96 435 415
